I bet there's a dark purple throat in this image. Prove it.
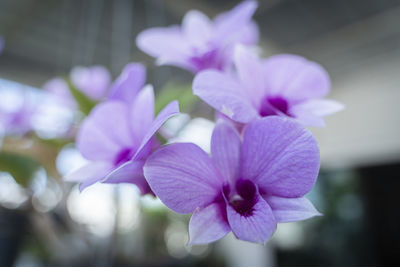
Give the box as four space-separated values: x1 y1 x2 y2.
224 179 258 217
189 49 223 72
114 148 133 166
259 96 290 117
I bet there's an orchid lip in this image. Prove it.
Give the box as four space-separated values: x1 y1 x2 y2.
189 49 223 72
223 179 258 217
259 95 291 117
114 148 134 166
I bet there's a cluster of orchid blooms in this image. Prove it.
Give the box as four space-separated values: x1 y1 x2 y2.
0 1 344 245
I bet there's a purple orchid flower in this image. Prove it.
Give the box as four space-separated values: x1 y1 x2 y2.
43 77 77 108
107 62 147 104
70 65 111 101
136 1 259 73
144 117 321 244
0 100 36 137
44 65 112 108
44 63 142 110
193 45 344 127
0 86 38 137
65 63 179 194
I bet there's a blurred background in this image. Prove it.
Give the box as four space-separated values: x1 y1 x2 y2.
0 0 399 266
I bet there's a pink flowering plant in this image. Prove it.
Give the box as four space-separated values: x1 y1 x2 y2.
65 63 179 194
62 0 344 244
0 1 343 246
136 1 259 73
144 117 321 244
59 0 344 245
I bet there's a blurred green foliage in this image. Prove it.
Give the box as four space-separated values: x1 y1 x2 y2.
66 79 96 115
155 82 199 114
0 152 41 187
34 134 71 150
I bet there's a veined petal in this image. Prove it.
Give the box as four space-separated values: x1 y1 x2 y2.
136 26 192 65
108 63 146 104
226 195 276 244
77 101 134 161
183 10 213 47
156 57 197 72
76 119 120 161
103 160 151 195
241 117 320 198
144 143 224 214
64 161 112 182
103 160 144 183
234 45 266 108
263 54 330 102
70 66 111 100
290 99 344 127
193 70 258 123
234 20 259 45
43 77 76 108
214 1 258 45
87 102 133 148
133 100 179 160
64 161 113 191
293 99 345 117
130 85 155 142
264 196 321 222
188 202 231 245
211 121 241 183
289 107 326 127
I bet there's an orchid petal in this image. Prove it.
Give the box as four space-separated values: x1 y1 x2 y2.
76 101 134 161
193 70 258 123
211 121 241 183
226 195 276 244
289 107 326 127
188 202 231 245
293 99 345 117
108 63 146 104
64 161 113 191
183 10 213 47
264 196 321 222
290 99 344 127
263 54 330 102
70 66 111 100
103 160 144 183
136 26 192 68
133 100 179 160
103 160 151 195
214 1 258 46
234 45 265 107
43 77 75 108
76 117 121 162
144 143 223 214
235 20 259 45
241 117 320 197
129 85 155 142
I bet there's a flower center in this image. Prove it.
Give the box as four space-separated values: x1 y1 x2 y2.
259 96 290 117
114 148 133 166
189 49 223 71
224 179 257 217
